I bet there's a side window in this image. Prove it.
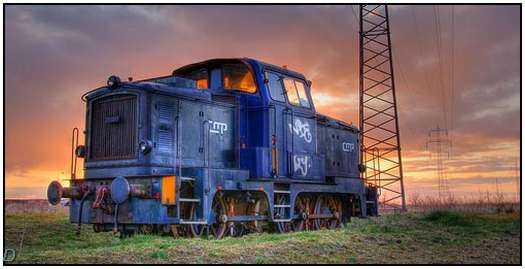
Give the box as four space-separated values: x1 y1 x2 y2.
266 72 285 102
223 63 257 93
184 68 208 89
294 81 311 108
283 78 311 108
283 79 300 105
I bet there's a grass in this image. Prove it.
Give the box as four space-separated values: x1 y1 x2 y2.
4 211 520 264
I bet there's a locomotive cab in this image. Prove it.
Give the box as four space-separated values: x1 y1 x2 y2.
47 58 378 239
175 59 325 181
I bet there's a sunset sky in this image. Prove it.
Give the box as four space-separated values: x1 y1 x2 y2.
5 5 521 200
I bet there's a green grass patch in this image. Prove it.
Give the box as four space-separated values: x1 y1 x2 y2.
4 211 520 264
424 211 474 227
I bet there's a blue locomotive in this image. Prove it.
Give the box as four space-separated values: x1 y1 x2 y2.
47 58 378 239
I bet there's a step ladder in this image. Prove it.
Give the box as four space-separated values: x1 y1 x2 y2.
273 188 292 222
177 176 207 224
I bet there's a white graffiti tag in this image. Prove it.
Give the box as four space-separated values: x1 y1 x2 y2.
288 118 312 143
208 120 228 134
293 155 311 176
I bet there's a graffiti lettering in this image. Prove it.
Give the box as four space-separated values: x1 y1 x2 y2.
293 155 311 176
288 118 312 143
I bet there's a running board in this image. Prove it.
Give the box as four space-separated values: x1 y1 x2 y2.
179 220 207 225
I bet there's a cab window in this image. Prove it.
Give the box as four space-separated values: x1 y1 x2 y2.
266 72 286 102
183 68 208 89
223 63 257 93
283 78 311 108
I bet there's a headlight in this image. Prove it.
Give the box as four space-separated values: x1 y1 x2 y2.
139 140 153 154
107 75 121 89
75 145 86 158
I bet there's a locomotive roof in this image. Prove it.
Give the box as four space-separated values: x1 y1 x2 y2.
83 58 308 102
173 58 308 81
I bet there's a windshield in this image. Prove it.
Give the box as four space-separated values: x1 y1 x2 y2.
181 68 209 89
149 76 197 88
223 63 257 93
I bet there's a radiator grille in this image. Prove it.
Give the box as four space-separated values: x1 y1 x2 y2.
90 94 137 160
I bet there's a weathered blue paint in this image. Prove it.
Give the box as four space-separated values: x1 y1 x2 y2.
67 58 378 229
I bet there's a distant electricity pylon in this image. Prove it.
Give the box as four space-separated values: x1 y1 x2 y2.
426 126 451 198
359 5 406 211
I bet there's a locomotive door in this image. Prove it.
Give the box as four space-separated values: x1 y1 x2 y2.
281 77 320 180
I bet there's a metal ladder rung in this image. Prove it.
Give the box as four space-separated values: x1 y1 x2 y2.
273 219 292 222
179 219 207 225
274 205 291 208
179 198 200 203
274 190 291 194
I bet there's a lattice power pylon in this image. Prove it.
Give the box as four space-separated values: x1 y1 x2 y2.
359 5 406 211
426 126 451 199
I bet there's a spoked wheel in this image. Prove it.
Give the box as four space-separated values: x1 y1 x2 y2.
189 194 228 239
209 194 228 239
314 196 343 230
293 195 315 231
274 195 292 233
246 198 267 233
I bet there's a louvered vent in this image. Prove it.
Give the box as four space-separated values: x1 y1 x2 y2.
89 94 137 160
158 102 174 120
157 102 175 153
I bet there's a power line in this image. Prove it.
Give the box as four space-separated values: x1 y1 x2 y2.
432 5 449 130
410 6 436 98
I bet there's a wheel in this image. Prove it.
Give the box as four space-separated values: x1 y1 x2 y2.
246 198 268 233
273 195 292 233
314 195 343 230
190 194 227 239
209 194 228 239
293 194 315 231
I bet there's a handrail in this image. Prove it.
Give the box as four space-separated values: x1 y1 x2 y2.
71 127 79 180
